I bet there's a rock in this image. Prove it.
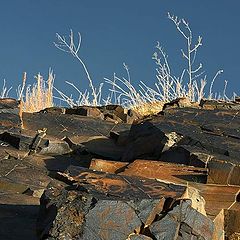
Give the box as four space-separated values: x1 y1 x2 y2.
80 136 125 161
129 234 153 239
22 111 127 140
163 97 192 110
59 166 186 200
89 158 129 173
0 98 22 131
200 98 240 110
212 209 225 240
121 121 167 162
39 106 66 114
119 159 207 184
37 166 189 239
150 200 214 240
235 96 240 103
0 155 51 192
225 210 240 240
38 139 72 155
0 193 39 240
65 106 104 119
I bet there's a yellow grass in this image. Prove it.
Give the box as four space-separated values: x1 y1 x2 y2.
20 69 54 112
131 101 165 116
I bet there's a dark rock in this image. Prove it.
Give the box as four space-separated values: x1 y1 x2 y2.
149 200 214 240
0 98 22 132
0 193 39 240
121 121 168 162
65 106 104 119
224 210 240 240
200 98 240 110
129 234 153 240
39 106 66 114
163 97 192 110
37 166 187 239
22 111 126 139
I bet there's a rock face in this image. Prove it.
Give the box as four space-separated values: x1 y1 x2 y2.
0 98 240 239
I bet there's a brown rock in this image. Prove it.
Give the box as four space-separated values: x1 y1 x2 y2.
89 158 128 173
119 159 207 184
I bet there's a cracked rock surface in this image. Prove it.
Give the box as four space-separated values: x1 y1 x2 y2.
0 97 240 239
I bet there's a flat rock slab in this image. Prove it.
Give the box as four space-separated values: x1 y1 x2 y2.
156 108 240 159
23 112 131 139
119 159 207 184
190 183 240 219
0 156 51 191
60 166 186 200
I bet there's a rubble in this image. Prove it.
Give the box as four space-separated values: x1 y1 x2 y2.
0 97 240 239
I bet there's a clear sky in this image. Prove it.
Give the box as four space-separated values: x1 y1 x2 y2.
0 0 239 101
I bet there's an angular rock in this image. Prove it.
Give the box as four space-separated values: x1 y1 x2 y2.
162 97 192 110
80 136 125 161
121 121 167 162
89 158 129 173
60 166 186 200
0 98 22 132
212 209 225 240
129 234 153 240
38 169 187 239
119 159 207 184
0 193 39 240
65 106 104 120
224 210 240 240
200 98 240 110
149 200 214 240
22 111 127 140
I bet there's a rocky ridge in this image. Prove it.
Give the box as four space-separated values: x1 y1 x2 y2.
0 97 240 239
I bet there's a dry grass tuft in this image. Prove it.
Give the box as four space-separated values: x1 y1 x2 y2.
18 69 54 112
131 101 165 116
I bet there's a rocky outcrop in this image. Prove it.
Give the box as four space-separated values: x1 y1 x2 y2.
0 98 240 239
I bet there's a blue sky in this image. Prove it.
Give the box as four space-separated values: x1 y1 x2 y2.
0 0 239 101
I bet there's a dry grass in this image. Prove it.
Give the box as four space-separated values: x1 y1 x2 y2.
18 69 54 112
0 79 12 98
131 101 165 116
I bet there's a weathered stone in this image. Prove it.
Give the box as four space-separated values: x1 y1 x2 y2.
149 200 214 240
38 139 72 155
90 158 128 173
121 121 167 162
200 98 240 110
65 106 104 119
0 156 51 191
0 98 22 132
39 106 66 114
60 166 186 200
212 209 225 240
224 210 240 240
37 166 190 239
22 111 127 139
119 159 207 184
0 192 39 240
129 234 153 240
110 129 130 146
0 129 49 151
163 97 192 110
80 136 125 161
